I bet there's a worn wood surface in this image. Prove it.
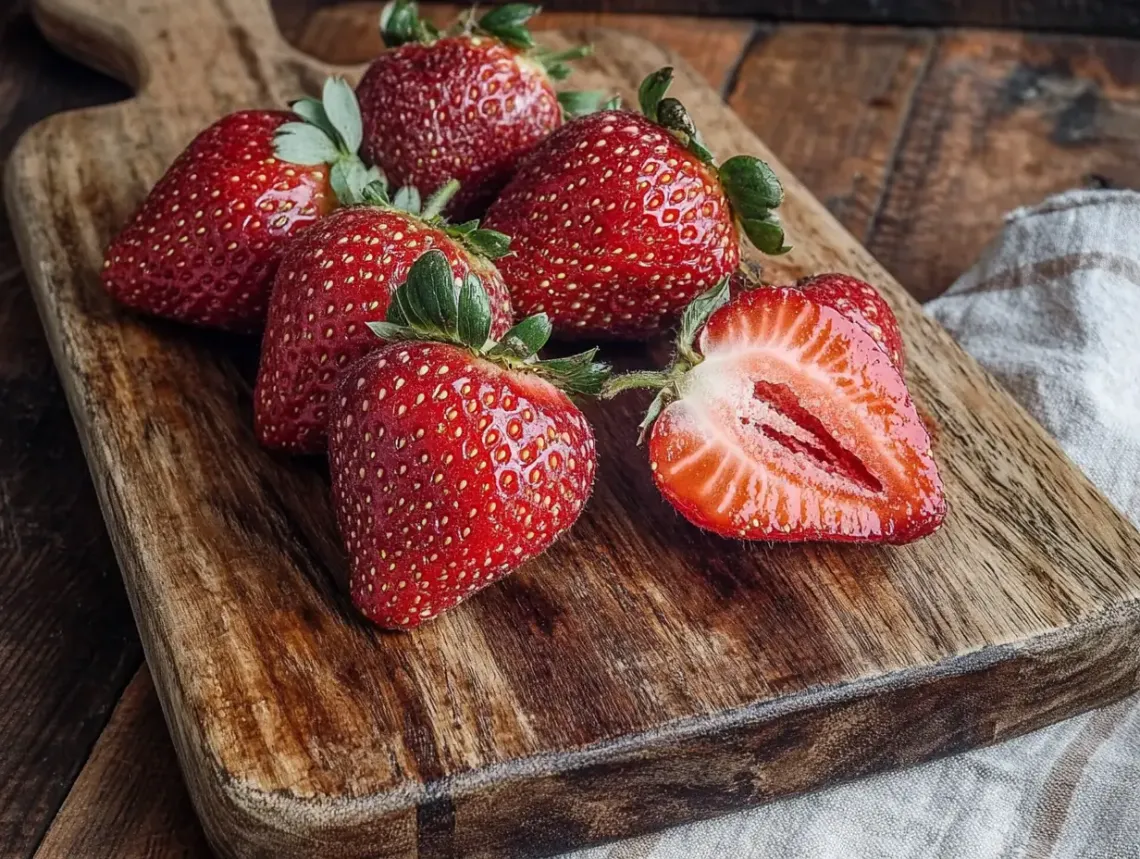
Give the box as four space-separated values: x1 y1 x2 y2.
291 2 759 95
5 2 1140 858
480 0 1140 38
866 29 1140 299
32 667 212 859
0 5 144 859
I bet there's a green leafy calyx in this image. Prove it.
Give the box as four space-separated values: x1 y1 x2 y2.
719 155 790 255
346 175 511 262
635 66 791 257
557 89 612 119
380 0 440 46
275 77 381 207
368 250 610 395
602 276 733 441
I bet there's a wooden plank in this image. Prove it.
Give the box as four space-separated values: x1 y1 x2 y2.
8 0 1140 857
0 5 144 858
33 667 212 859
290 2 758 93
526 0 1140 39
866 29 1140 302
728 25 935 245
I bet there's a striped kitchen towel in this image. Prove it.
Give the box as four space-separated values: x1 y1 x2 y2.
565 188 1140 859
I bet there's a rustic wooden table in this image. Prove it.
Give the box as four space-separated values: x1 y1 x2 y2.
1 2 1138 857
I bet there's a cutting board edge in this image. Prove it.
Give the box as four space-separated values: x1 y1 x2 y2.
170 599 1140 859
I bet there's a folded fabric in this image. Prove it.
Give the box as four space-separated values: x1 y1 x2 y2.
563 189 1140 859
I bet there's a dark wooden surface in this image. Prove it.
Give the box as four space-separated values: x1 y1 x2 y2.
0 2 1138 858
0 5 143 858
541 1 1140 38
290 1 1140 39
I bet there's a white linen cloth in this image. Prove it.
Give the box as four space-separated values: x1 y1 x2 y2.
565 189 1140 859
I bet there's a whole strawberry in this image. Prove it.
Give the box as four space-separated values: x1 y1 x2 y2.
101 78 376 332
356 1 601 220
255 180 515 454
483 67 790 340
328 250 607 629
605 277 944 543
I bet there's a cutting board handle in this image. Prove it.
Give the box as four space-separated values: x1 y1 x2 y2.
32 0 324 112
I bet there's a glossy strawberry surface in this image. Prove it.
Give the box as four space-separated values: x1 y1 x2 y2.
648 286 944 542
102 111 333 332
797 273 906 371
483 110 741 339
357 35 561 220
254 207 514 454
328 342 597 629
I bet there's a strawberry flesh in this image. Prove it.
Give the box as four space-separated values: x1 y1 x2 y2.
254 207 514 454
102 111 333 332
483 110 740 339
796 272 906 371
357 35 561 220
648 287 944 542
329 342 597 629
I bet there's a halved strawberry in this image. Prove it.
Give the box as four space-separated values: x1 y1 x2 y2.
355 1 601 220
606 278 944 542
328 250 607 628
101 78 374 332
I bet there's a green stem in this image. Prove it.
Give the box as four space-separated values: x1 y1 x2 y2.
421 178 460 220
601 370 672 398
536 45 594 64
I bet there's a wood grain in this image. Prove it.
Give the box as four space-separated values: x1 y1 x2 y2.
728 25 934 244
7 1 1140 857
0 5 144 858
289 2 758 94
33 667 212 859
866 29 1140 301
518 0 1140 39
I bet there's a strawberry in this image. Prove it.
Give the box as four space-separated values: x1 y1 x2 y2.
327 250 607 629
101 78 376 332
482 67 790 340
605 277 944 542
797 273 906 371
254 179 515 454
355 1 601 220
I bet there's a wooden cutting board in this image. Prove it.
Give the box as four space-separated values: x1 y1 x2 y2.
8 0 1140 856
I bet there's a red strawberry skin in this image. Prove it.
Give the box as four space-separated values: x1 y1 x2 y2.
483 110 741 339
102 111 333 332
356 35 561 220
254 207 514 454
648 286 943 543
328 342 597 629
797 273 906 371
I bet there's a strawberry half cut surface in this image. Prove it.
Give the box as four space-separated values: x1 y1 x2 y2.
606 278 945 543
797 272 906 371
328 249 608 629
